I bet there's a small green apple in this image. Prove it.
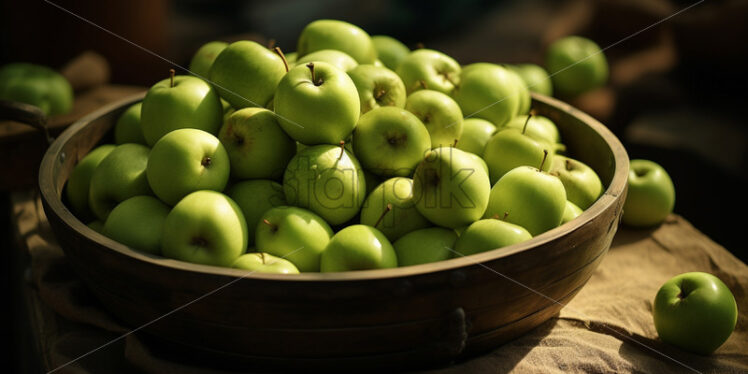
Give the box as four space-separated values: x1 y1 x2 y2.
161 190 247 267
347 64 406 114
503 114 560 145
360 177 431 241
218 107 295 180
545 36 608 97
456 118 496 156
393 227 456 266
653 272 738 355
352 106 431 177
454 218 532 256
255 206 333 272
102 195 170 255
232 252 300 274
550 155 604 210
0 62 73 116
509 63 553 97
371 35 410 71
483 128 554 185
65 144 116 221
320 224 397 272
396 49 460 95
561 200 583 224
188 41 228 78
405 89 463 148
453 63 520 128
228 180 286 247
146 128 230 205
622 159 675 227
505 67 531 116
89 144 152 221
297 19 377 64
296 49 358 72
114 102 146 145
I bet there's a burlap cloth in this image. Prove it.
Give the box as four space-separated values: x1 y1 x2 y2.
11 190 747 373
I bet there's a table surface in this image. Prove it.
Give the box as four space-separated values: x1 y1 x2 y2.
9 190 747 374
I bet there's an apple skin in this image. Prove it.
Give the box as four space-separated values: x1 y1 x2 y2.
454 218 532 256
484 165 566 236
65 144 116 221
283 144 366 226
114 102 146 145
274 61 360 145
482 128 554 185
393 227 456 266
653 272 738 355
456 118 496 156
561 200 583 224
297 19 378 64
453 63 520 128
505 68 531 116
285 52 298 64
405 89 463 148
232 252 300 274
89 144 153 221
228 180 287 247
146 128 229 206
218 107 295 180
140 74 223 146
353 106 431 177
102 195 170 255
412 147 491 228
550 155 604 210
162 190 247 267
371 35 410 71
188 41 228 78
296 49 358 72
503 114 560 145
320 224 397 272
509 63 553 97
622 159 675 227
396 49 461 95
255 206 333 272
360 177 431 242
0 62 73 116
347 64 407 114
545 36 608 98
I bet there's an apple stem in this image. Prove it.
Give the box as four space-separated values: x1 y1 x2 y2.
418 80 428 90
259 252 266 264
274 47 289 73
262 219 278 232
374 88 386 100
539 150 548 171
267 38 276 50
201 157 212 167
416 42 425 50
522 113 532 135
374 203 393 228
169 69 175 88
307 62 323 86
503 212 509 220
565 159 573 171
453 138 459 147
337 140 346 160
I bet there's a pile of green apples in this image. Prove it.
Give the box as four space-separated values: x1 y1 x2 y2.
65 19 611 275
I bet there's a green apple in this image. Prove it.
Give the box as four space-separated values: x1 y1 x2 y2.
393 227 456 266
545 36 608 97
274 61 360 145
412 147 491 228
454 218 532 256
653 272 738 355
622 159 675 227
255 206 333 272
371 35 410 71
320 224 397 272
482 128 554 185
509 63 553 97
232 252 300 274
102 195 170 255
114 102 146 145
456 118 496 156
347 64 406 114
0 62 73 116
65 144 116 221
561 200 583 224
405 89 463 148
352 106 431 177
360 177 431 241
484 160 566 236
283 144 365 225
146 128 229 205
297 19 377 64
228 180 286 246
162 190 247 267
396 49 460 95
188 41 228 78
506 67 531 116
140 73 223 146
550 155 604 210
452 63 519 128
218 107 295 180
89 144 152 221
209 40 287 108
296 49 358 72
503 114 560 145
285 52 298 64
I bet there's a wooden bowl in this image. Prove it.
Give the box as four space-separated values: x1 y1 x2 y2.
39 92 628 371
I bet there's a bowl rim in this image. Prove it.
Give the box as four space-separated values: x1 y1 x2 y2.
39 92 629 282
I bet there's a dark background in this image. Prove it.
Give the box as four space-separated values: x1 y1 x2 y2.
2 0 747 372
